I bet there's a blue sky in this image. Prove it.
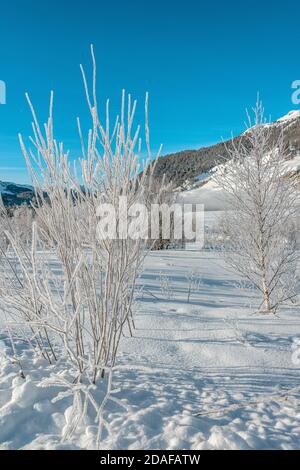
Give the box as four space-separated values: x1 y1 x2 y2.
0 0 300 183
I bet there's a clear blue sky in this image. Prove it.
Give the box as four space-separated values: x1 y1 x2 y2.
0 0 300 183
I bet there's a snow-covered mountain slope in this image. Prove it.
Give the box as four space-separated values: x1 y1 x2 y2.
275 110 300 124
178 154 300 212
0 181 33 206
0 182 14 194
179 177 229 211
282 155 300 174
177 111 300 211
153 110 300 189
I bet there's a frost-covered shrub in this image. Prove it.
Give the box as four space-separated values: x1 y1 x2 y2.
0 46 163 443
186 269 203 303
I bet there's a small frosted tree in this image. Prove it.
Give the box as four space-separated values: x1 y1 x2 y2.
214 101 299 313
15 46 163 376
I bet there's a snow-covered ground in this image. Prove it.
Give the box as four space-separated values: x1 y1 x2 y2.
1 247 300 450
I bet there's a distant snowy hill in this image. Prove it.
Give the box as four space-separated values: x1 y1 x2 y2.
177 111 300 211
2 110 300 207
275 110 300 125
179 156 300 213
153 110 300 189
0 181 34 206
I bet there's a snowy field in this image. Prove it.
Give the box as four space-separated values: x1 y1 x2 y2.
1 240 300 450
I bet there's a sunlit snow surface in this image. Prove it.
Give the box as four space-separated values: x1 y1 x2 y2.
1 243 300 450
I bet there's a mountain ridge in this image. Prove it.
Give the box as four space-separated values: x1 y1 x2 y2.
1 110 300 205
0 181 34 206
152 110 300 189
